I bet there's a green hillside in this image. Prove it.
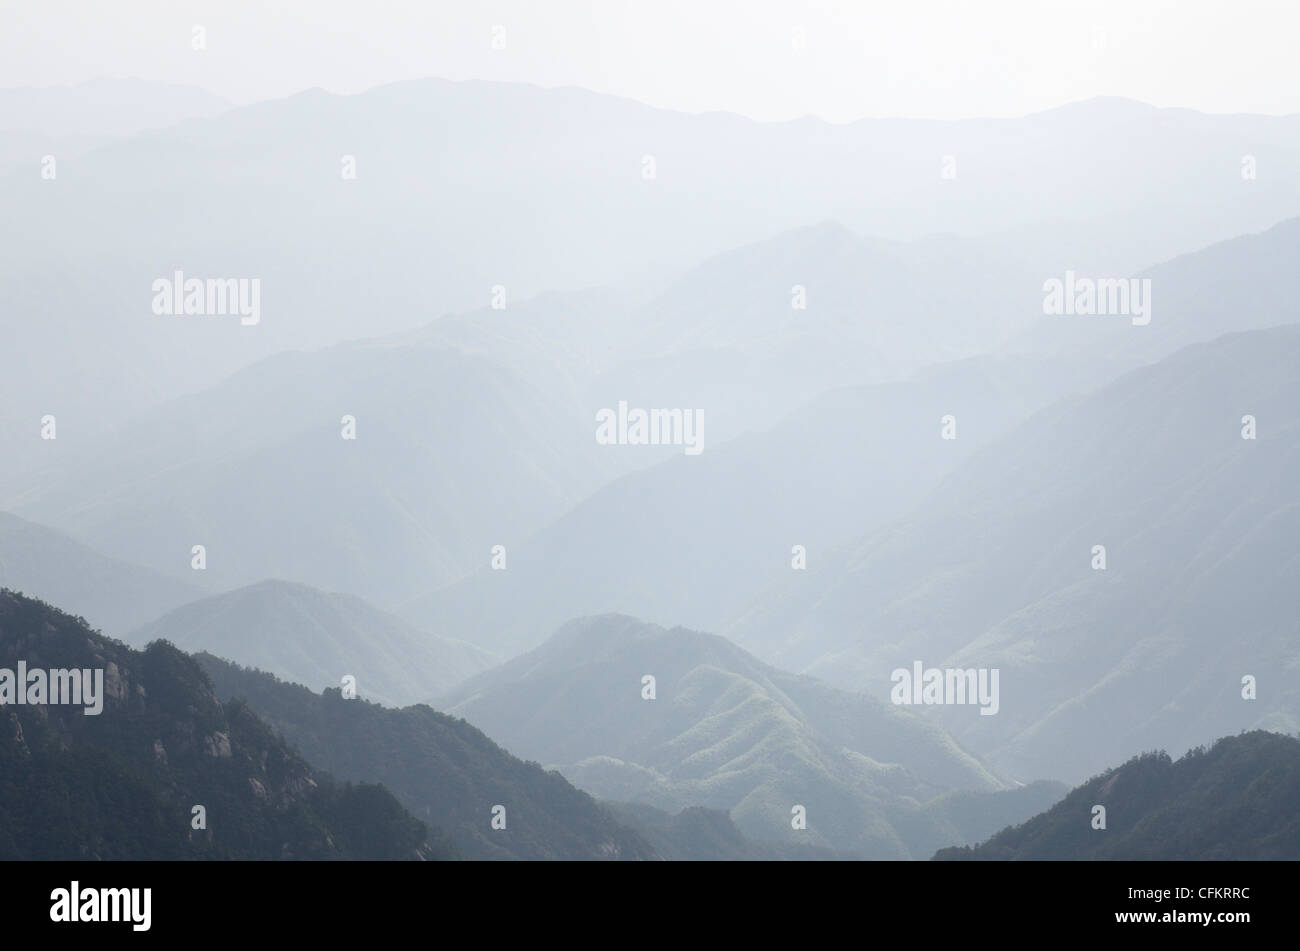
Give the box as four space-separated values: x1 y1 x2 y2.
439 614 1060 858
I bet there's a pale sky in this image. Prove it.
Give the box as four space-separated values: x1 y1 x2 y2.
2 0 1297 121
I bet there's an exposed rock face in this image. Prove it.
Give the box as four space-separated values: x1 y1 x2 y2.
5 712 27 755
103 661 125 701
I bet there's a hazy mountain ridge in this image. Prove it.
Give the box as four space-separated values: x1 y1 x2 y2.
730 324 1300 782
130 579 496 706
403 349 1121 654
11 218 1084 610
10 212 1300 618
1017 215 1300 368
12 343 618 605
3 83 1297 462
0 78 231 174
0 78 231 137
0 511 207 633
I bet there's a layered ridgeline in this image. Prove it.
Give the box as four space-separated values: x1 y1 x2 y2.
6 84 1296 445
436 615 1062 859
14 214 1297 614
11 345 616 606
402 351 1115 656
0 78 230 176
0 77 230 140
0 511 206 634
8 96 1300 563
730 324 1300 783
402 215 1300 656
936 731 1300 860
1018 215 1300 369
395 220 1047 451
580 221 1049 444
130 580 494 706
196 653 660 861
8 222 1039 610
0 590 455 859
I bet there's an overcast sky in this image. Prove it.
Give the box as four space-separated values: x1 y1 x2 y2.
2 0 1297 121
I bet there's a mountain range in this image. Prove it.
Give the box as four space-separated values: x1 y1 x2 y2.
131 579 495 706
3 74 1296 863
437 614 1061 858
0 511 205 633
730 323 1300 782
4 82 1299 481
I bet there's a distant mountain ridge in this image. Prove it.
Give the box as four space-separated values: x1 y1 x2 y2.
0 511 206 634
406 212 1300 650
402 350 1118 655
12 345 618 605
4 80 1298 479
0 78 230 136
131 579 495 706
730 324 1300 782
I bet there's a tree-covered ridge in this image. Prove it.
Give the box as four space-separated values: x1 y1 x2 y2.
0 589 456 860
196 652 660 861
934 731 1300 860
